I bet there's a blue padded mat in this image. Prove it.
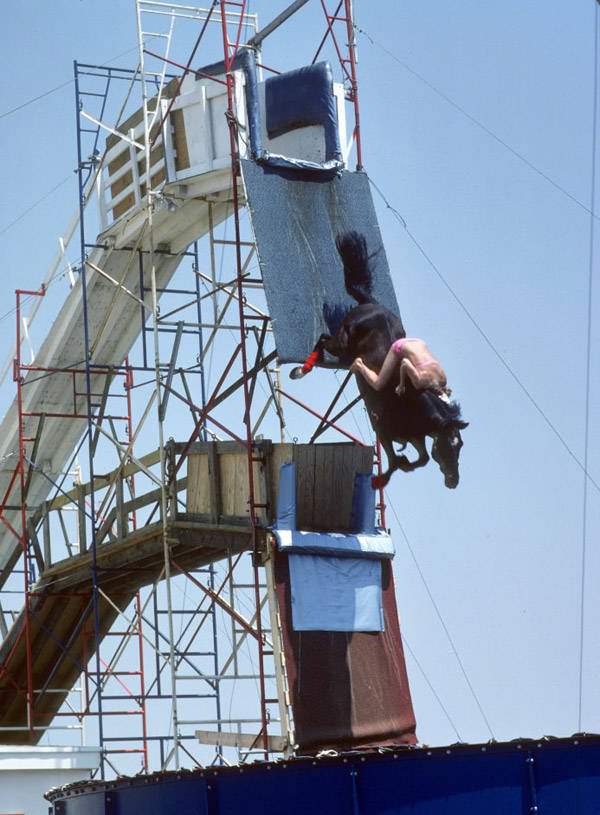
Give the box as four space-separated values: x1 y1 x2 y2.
241 160 401 363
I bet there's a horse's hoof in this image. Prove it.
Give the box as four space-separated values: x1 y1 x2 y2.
289 366 306 380
396 456 413 473
371 474 387 490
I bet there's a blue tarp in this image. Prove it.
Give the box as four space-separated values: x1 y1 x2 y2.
273 462 391 632
241 159 401 363
287 553 384 632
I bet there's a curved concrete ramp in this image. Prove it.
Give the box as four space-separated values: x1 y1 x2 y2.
0 178 233 590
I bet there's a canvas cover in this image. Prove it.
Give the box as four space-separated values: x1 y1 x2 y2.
275 555 417 752
242 159 400 363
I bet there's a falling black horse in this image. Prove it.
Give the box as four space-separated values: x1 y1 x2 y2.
290 231 468 489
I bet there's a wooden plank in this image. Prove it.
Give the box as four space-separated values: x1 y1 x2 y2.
254 450 270 526
310 444 331 531
173 441 246 455
48 448 161 513
195 730 286 752
106 77 179 149
293 445 316 530
186 454 209 514
115 477 128 540
174 514 250 528
321 444 344 531
96 507 117 546
354 443 375 475
219 453 247 518
207 442 221 524
289 443 376 532
338 444 358 531
124 476 187 517
36 522 254 597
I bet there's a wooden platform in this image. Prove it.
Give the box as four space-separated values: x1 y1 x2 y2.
0 441 373 744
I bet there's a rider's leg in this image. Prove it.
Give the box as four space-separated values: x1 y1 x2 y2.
352 346 399 391
396 359 439 394
396 358 418 394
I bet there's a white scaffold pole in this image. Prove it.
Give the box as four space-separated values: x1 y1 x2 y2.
135 0 181 771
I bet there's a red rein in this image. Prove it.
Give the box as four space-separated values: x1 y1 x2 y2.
301 350 320 374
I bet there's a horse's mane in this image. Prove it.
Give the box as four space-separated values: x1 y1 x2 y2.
322 302 348 335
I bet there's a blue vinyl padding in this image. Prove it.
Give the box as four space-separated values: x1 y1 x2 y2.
273 462 390 632
49 737 600 814
195 52 342 173
265 62 341 163
275 463 393 557
275 462 296 530
275 528 394 559
241 50 342 174
350 472 377 534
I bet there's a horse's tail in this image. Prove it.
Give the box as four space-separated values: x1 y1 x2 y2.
336 231 374 305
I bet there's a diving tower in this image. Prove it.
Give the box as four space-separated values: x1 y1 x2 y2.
0 1 416 778
0 65 348 589
0 441 415 751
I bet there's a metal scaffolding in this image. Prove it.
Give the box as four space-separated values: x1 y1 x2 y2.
0 0 373 779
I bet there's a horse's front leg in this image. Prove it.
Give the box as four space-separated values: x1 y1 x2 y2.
290 334 333 380
371 434 411 490
404 436 429 470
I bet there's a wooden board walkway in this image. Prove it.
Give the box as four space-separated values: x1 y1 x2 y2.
0 440 373 744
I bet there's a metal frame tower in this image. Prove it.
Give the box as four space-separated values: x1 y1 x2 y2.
0 0 373 778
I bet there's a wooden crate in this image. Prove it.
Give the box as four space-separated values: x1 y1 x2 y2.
185 441 373 532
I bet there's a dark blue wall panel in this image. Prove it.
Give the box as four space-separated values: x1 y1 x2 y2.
110 779 207 815
48 737 600 815
357 752 526 814
242 160 401 363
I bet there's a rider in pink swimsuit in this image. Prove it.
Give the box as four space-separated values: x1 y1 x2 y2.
351 337 448 397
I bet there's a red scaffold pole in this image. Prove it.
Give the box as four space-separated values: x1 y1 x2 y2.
343 0 363 171
14 285 46 736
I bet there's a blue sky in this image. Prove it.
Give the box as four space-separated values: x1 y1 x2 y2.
0 0 599 753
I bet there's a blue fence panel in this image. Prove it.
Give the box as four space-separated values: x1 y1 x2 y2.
48 737 600 814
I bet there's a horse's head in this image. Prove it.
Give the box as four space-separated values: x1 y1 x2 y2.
431 428 465 489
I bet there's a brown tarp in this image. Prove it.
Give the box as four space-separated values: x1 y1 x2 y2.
275 554 417 752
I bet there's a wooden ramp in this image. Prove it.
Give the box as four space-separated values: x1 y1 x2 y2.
0 520 254 745
0 441 373 744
